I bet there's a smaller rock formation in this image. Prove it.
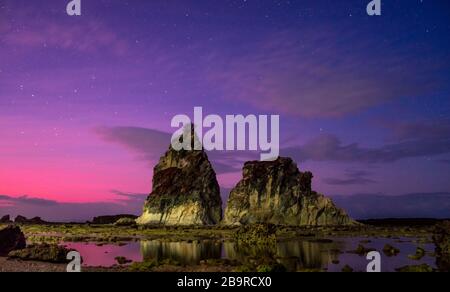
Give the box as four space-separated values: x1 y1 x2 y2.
0 215 12 223
14 215 47 225
433 221 450 272
137 126 222 226
0 225 26 256
92 214 137 225
224 157 355 226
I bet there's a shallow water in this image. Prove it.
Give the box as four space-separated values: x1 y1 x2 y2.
63 237 437 272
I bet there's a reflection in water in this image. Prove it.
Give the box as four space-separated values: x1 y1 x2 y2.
67 237 438 272
140 240 222 265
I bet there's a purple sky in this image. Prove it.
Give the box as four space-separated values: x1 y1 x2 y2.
1 0 450 221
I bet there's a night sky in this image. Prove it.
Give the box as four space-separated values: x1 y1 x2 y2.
1 0 450 221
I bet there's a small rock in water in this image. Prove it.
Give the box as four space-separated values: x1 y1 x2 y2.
382 244 400 257
342 265 354 272
115 256 133 265
395 264 433 273
352 244 376 256
0 225 26 256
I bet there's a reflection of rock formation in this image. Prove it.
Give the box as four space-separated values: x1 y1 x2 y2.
223 240 341 271
140 240 222 265
137 127 222 226
224 157 355 226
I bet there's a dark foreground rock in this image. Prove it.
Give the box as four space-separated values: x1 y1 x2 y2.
137 127 222 226
92 214 137 225
8 244 76 263
224 157 355 226
0 225 26 256
433 221 450 272
0 215 12 223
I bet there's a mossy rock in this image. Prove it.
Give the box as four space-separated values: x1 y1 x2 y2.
8 244 76 263
114 218 137 227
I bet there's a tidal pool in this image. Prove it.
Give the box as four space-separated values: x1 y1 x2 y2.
63 237 437 272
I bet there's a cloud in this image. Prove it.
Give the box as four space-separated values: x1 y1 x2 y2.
110 190 148 202
388 120 450 142
208 29 447 118
2 20 128 55
331 192 450 219
323 170 376 186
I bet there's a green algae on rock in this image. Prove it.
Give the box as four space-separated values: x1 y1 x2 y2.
224 157 355 226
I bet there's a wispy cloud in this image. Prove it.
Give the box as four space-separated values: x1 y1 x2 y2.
323 170 376 186
2 20 128 56
208 29 447 118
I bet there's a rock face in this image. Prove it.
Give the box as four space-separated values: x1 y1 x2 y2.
224 157 355 226
0 225 26 256
136 132 222 226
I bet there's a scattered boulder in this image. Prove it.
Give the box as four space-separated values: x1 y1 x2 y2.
396 264 433 273
115 256 133 265
352 244 376 256
14 215 47 225
0 215 12 223
224 157 355 226
408 247 426 261
8 244 75 263
0 225 26 256
114 218 137 227
92 215 138 225
137 126 222 226
433 221 450 272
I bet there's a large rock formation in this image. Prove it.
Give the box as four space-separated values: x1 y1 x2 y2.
136 129 222 226
224 157 355 226
0 225 26 256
